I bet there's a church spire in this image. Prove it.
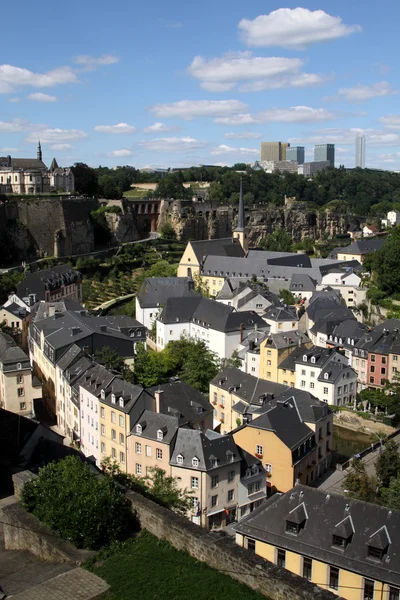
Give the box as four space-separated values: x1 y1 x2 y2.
233 174 248 252
37 140 42 162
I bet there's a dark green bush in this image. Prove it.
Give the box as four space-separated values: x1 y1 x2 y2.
22 456 133 550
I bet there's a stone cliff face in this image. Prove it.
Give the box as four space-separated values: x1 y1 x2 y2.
159 199 351 244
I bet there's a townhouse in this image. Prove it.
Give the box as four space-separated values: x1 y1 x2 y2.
234 486 400 600
156 296 267 360
237 449 267 520
353 319 400 390
170 428 242 529
236 329 269 377
333 238 384 264
0 331 42 418
233 395 332 493
215 280 280 315
318 267 366 309
279 346 357 407
135 276 199 330
259 331 312 385
263 306 299 334
15 264 83 306
177 238 245 280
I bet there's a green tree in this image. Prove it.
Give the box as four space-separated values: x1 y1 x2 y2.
134 343 167 387
279 288 297 305
342 459 379 503
375 440 400 488
166 337 220 393
381 476 400 510
71 163 99 196
373 227 400 295
146 260 177 278
96 346 125 372
192 272 210 297
98 174 122 199
22 456 132 550
260 229 293 252
225 350 242 369
159 221 177 240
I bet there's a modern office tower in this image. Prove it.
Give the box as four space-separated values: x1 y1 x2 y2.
355 135 365 168
260 142 290 162
314 144 335 167
286 146 305 165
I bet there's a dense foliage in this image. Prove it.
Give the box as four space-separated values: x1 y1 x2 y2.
366 227 400 296
22 456 132 549
0 270 24 304
134 336 220 392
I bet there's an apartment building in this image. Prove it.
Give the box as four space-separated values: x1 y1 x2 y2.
216 280 279 315
170 428 241 529
0 331 41 418
354 319 400 390
177 238 245 279
233 397 332 493
318 268 366 308
263 306 299 334
279 346 357 407
259 331 312 384
234 486 400 600
16 265 83 305
237 449 267 520
334 239 384 264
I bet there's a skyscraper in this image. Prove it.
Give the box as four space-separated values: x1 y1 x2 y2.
314 144 335 168
260 142 290 162
286 146 305 165
355 135 365 168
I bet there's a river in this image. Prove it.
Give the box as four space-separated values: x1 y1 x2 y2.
332 424 372 463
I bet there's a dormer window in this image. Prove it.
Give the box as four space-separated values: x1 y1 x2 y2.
136 424 142 434
111 393 116 404
157 429 163 441
332 535 347 549
311 356 316 364
17 363 22 370
367 526 390 561
119 398 124 407
303 355 307 362
177 454 184 465
211 458 218 468
324 373 329 380
285 502 307 535
286 521 300 534
101 389 105 400
192 457 199 467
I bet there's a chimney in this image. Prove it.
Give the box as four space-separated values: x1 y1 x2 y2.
240 323 244 343
155 389 163 413
248 340 255 352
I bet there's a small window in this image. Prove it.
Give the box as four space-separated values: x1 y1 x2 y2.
145 445 152 457
277 549 286 568
136 463 142 475
101 407 105 418
303 557 312 581
111 447 116 458
17 388 24 397
101 442 106 453
332 535 347 549
111 411 116 423
191 477 199 489
111 393 116 404
364 580 374 600
177 454 183 465
19 402 26 411
119 452 125 463
329 566 339 590
389 587 400 600
136 424 142 434
211 495 218 507
227 489 234 502
119 415 124 427
211 475 219 488
157 429 163 441
135 442 141 454
367 546 384 560
256 444 263 456
246 538 256 551
228 469 235 483
119 433 124 445
119 398 124 407
111 429 116 441
156 448 163 460
192 457 199 467
17 362 22 370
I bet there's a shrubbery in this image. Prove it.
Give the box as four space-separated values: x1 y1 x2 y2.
22 456 133 550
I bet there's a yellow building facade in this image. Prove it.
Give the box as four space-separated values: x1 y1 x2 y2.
259 335 312 385
99 398 130 472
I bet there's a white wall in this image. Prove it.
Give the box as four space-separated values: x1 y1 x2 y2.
264 318 298 334
79 387 100 465
135 299 160 331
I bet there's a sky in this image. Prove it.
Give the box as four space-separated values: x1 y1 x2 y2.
1 0 400 170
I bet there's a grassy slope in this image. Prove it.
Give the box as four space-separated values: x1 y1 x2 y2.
90 531 267 600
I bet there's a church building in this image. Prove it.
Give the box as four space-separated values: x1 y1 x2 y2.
0 142 74 194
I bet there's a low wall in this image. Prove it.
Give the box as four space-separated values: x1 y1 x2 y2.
9 471 342 599
4 472 94 565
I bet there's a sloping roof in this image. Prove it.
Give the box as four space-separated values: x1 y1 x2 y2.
189 238 245 263
247 401 313 449
264 331 310 351
211 367 289 406
137 277 199 308
336 238 385 255
17 265 81 301
289 274 317 292
10 158 47 170
132 409 179 444
170 429 240 471
50 157 59 170
56 344 83 371
356 318 400 355
234 485 400 588
264 306 298 322
146 380 212 424
0 331 29 368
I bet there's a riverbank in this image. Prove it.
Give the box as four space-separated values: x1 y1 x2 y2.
333 411 395 436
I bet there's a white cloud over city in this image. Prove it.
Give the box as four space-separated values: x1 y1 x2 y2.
94 123 136 134
148 99 247 120
238 8 361 49
0 64 78 93
137 136 207 152
107 149 132 157
215 106 336 126
27 92 57 102
211 144 258 156
326 81 397 103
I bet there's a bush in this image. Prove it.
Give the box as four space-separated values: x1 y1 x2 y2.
22 456 133 550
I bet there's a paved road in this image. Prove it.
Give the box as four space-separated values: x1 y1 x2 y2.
315 432 400 496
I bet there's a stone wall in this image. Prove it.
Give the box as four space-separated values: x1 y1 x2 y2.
159 199 350 244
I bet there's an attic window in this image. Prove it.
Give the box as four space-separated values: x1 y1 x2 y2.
367 546 385 560
101 390 105 400
311 356 316 364
157 429 163 441
332 535 348 549
119 398 124 408
111 393 116 404
324 373 329 380
192 457 199 467
177 454 184 465
303 355 307 362
17 362 22 370
286 521 300 535
367 526 391 561
211 458 218 468
136 424 142 434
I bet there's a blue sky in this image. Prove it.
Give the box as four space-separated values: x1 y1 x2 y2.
1 0 400 170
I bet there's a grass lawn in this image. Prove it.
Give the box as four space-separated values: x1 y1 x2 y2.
88 531 267 600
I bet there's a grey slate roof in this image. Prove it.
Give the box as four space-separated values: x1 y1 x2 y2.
137 277 199 308
355 318 400 355
159 296 267 333
56 344 84 371
32 299 85 322
264 306 298 322
133 409 179 444
170 429 240 471
234 485 400 588
211 367 289 406
18 265 81 301
190 238 245 263
335 238 385 255
289 274 317 293
10 158 47 170
0 332 30 371
146 380 212 424
264 331 310 351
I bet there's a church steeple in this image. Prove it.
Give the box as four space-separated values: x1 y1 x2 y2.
233 174 248 252
37 140 42 162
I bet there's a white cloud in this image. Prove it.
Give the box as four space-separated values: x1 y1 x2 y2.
378 115 400 130
50 143 73 151
327 81 396 103
143 122 176 133
8 97 20 103
94 122 136 134
0 118 31 132
215 106 336 126
187 52 328 92
27 92 57 102
289 127 400 147
161 19 183 29
137 136 207 153
26 128 87 143
211 144 258 156
73 54 119 71
239 8 361 49
224 132 262 139
107 149 132 158
0 64 78 93
0 147 19 153
148 99 247 120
